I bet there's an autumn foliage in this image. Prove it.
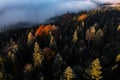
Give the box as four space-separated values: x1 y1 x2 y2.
35 24 58 38
43 47 55 61
86 26 96 41
77 14 87 22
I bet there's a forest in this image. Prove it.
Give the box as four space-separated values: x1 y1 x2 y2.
0 6 120 80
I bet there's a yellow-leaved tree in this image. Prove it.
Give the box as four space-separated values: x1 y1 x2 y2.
116 54 120 62
27 32 34 44
0 56 5 80
33 42 44 67
72 27 78 43
117 25 120 31
95 29 104 40
86 26 96 41
49 31 56 48
93 29 104 48
86 58 102 80
64 66 75 80
112 53 120 70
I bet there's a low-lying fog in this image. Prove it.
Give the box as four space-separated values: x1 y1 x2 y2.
0 0 119 31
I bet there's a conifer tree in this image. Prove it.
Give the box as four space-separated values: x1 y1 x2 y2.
81 21 85 28
117 25 120 31
0 56 4 67
116 54 120 62
52 53 67 79
95 29 104 40
72 27 78 43
112 54 120 70
33 42 44 67
64 66 75 80
0 70 4 80
8 51 15 62
49 31 56 49
0 56 6 80
27 32 34 45
86 26 96 41
93 29 104 48
86 58 102 80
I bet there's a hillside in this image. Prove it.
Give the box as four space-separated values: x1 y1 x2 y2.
0 7 120 80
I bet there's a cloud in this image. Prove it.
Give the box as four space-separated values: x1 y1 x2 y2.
97 0 120 3
0 0 119 31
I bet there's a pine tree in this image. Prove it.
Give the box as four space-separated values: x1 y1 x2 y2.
93 29 104 48
86 58 102 80
33 42 44 67
52 53 67 79
95 29 104 40
64 66 75 80
54 53 63 63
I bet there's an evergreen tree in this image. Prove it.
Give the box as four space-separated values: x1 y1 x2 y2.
95 29 104 40
93 29 104 49
52 53 67 80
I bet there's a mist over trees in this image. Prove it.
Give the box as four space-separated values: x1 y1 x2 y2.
0 6 120 80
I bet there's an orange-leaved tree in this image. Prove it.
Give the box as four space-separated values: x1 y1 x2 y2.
35 24 58 38
77 14 87 22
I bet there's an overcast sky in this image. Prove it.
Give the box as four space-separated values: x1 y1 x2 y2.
0 0 119 31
